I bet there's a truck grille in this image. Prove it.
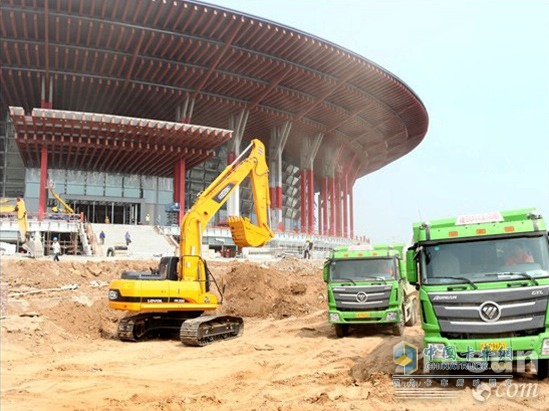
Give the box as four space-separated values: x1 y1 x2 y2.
332 285 393 311
428 285 549 338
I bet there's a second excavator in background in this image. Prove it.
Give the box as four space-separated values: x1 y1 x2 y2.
0 197 43 257
108 139 274 346
47 182 75 214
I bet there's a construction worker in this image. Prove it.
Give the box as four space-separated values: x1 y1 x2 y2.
303 239 313 259
52 237 61 262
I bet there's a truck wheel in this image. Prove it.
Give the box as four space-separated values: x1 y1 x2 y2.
537 359 549 380
405 300 418 327
392 319 405 336
334 324 349 338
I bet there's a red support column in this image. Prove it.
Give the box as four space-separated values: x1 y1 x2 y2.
269 187 276 213
322 177 328 236
335 176 342 237
307 169 314 234
38 145 48 220
343 173 349 238
174 159 186 224
317 194 322 237
330 177 336 236
173 161 180 203
349 181 355 239
268 156 276 217
300 169 307 233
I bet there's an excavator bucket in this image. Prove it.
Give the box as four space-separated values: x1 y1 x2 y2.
228 216 274 248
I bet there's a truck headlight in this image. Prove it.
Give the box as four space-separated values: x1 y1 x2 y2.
427 343 446 360
329 313 340 323
386 311 397 321
542 339 549 356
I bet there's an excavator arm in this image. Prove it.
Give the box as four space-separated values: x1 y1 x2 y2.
48 186 75 214
179 138 274 281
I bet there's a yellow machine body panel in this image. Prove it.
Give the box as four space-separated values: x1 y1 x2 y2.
1 197 29 241
109 278 219 312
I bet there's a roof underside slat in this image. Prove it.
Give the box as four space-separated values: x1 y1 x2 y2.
9 106 231 177
0 0 428 181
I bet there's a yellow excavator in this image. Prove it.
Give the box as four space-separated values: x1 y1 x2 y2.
0 197 29 242
108 139 274 346
48 184 75 214
0 197 42 257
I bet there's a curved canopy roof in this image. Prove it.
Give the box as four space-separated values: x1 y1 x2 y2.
0 0 429 179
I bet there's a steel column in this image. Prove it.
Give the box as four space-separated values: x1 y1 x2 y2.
227 110 248 217
330 177 336 236
38 145 48 220
299 133 323 234
334 175 339 236
343 172 349 238
307 168 314 234
300 169 307 233
322 176 328 236
269 122 291 231
349 181 354 239
175 158 186 224
173 160 180 202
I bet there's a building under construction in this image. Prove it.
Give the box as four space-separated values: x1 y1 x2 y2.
0 0 429 256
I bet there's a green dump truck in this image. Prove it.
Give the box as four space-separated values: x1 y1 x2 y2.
407 208 549 379
324 244 418 337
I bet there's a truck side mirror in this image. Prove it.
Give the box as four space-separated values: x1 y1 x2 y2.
399 260 407 280
323 261 330 282
406 249 418 284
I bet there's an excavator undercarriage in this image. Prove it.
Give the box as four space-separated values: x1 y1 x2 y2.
116 311 244 346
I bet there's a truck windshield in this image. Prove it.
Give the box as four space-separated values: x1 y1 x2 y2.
330 258 397 282
420 235 549 285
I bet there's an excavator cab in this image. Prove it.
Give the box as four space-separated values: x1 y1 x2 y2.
121 256 180 281
157 256 180 281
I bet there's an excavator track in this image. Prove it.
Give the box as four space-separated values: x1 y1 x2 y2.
179 315 244 347
117 312 202 342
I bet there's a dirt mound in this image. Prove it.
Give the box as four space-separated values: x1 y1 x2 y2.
1 258 158 342
215 258 325 319
1 257 325 343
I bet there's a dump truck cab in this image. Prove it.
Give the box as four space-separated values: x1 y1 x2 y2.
407 208 549 379
324 243 418 337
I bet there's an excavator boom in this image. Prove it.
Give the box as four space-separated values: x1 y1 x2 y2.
48 185 75 214
180 139 273 258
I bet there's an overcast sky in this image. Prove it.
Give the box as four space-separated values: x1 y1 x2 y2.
204 0 549 243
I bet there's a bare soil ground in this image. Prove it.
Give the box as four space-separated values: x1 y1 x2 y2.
1 256 548 410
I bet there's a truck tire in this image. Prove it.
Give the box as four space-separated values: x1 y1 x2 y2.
334 324 349 338
405 300 418 327
392 319 405 336
537 359 549 380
